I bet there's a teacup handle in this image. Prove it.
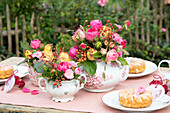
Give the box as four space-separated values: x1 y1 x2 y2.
38 78 47 92
79 74 87 89
158 60 170 76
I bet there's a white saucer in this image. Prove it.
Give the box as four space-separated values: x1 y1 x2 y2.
0 65 28 83
125 57 157 78
102 90 170 112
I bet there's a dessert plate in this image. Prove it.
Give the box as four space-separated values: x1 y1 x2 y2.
0 65 28 84
125 57 157 78
102 90 170 112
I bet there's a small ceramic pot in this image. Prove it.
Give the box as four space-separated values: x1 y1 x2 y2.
28 66 45 86
38 75 86 102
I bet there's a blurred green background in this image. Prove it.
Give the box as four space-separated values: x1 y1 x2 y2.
0 0 169 66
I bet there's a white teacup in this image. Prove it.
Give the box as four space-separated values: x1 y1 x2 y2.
158 60 170 90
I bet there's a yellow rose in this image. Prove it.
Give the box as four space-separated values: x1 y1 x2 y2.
58 52 70 62
44 44 52 51
43 51 54 61
87 48 97 61
25 50 33 59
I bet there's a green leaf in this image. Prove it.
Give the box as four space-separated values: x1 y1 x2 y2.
117 57 128 66
20 41 32 50
92 51 102 58
84 61 97 77
102 72 106 79
101 55 106 62
36 75 42 78
17 58 27 66
34 61 45 73
77 62 83 66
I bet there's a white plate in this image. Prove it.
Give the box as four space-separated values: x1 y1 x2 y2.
0 65 28 83
102 90 170 112
125 57 157 78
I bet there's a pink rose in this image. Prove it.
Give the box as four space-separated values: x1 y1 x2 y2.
136 87 146 93
57 62 69 73
75 68 81 75
32 51 42 59
98 0 108 7
126 20 131 26
161 28 166 32
52 63 57 69
85 28 100 41
113 33 122 44
115 24 122 31
100 48 107 55
106 49 118 63
64 69 74 79
69 46 78 60
90 20 103 30
120 39 127 48
80 43 86 49
118 51 122 57
30 39 41 49
68 61 77 68
74 29 85 40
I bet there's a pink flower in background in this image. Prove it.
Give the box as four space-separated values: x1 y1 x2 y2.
80 43 87 49
68 61 77 68
120 39 127 48
57 62 69 73
74 29 85 40
69 46 78 60
90 20 103 30
106 49 118 63
113 33 122 44
32 51 42 59
75 68 81 75
98 0 108 7
85 28 100 41
100 48 107 55
126 20 131 26
64 69 74 79
115 24 122 31
30 39 41 49
118 51 122 57
161 28 166 32
136 87 146 93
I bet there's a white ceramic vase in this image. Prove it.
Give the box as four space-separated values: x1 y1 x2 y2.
82 60 129 92
38 75 86 102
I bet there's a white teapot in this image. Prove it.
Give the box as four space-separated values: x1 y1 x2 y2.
158 60 170 90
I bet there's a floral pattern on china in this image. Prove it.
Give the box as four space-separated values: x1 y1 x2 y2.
69 19 131 92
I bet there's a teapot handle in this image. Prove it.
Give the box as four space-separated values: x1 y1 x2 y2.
158 60 170 76
78 74 87 89
38 78 47 92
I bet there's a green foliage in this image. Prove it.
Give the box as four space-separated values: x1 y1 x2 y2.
84 61 97 77
117 57 128 66
0 0 169 65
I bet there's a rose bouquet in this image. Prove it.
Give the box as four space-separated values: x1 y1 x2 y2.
69 19 131 77
20 39 83 86
20 39 54 68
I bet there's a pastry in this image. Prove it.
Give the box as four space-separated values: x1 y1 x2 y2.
0 64 14 79
119 87 153 108
129 58 145 74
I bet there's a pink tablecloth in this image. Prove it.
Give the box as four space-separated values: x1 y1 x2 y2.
0 70 170 113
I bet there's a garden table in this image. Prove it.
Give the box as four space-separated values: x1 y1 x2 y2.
0 57 170 113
